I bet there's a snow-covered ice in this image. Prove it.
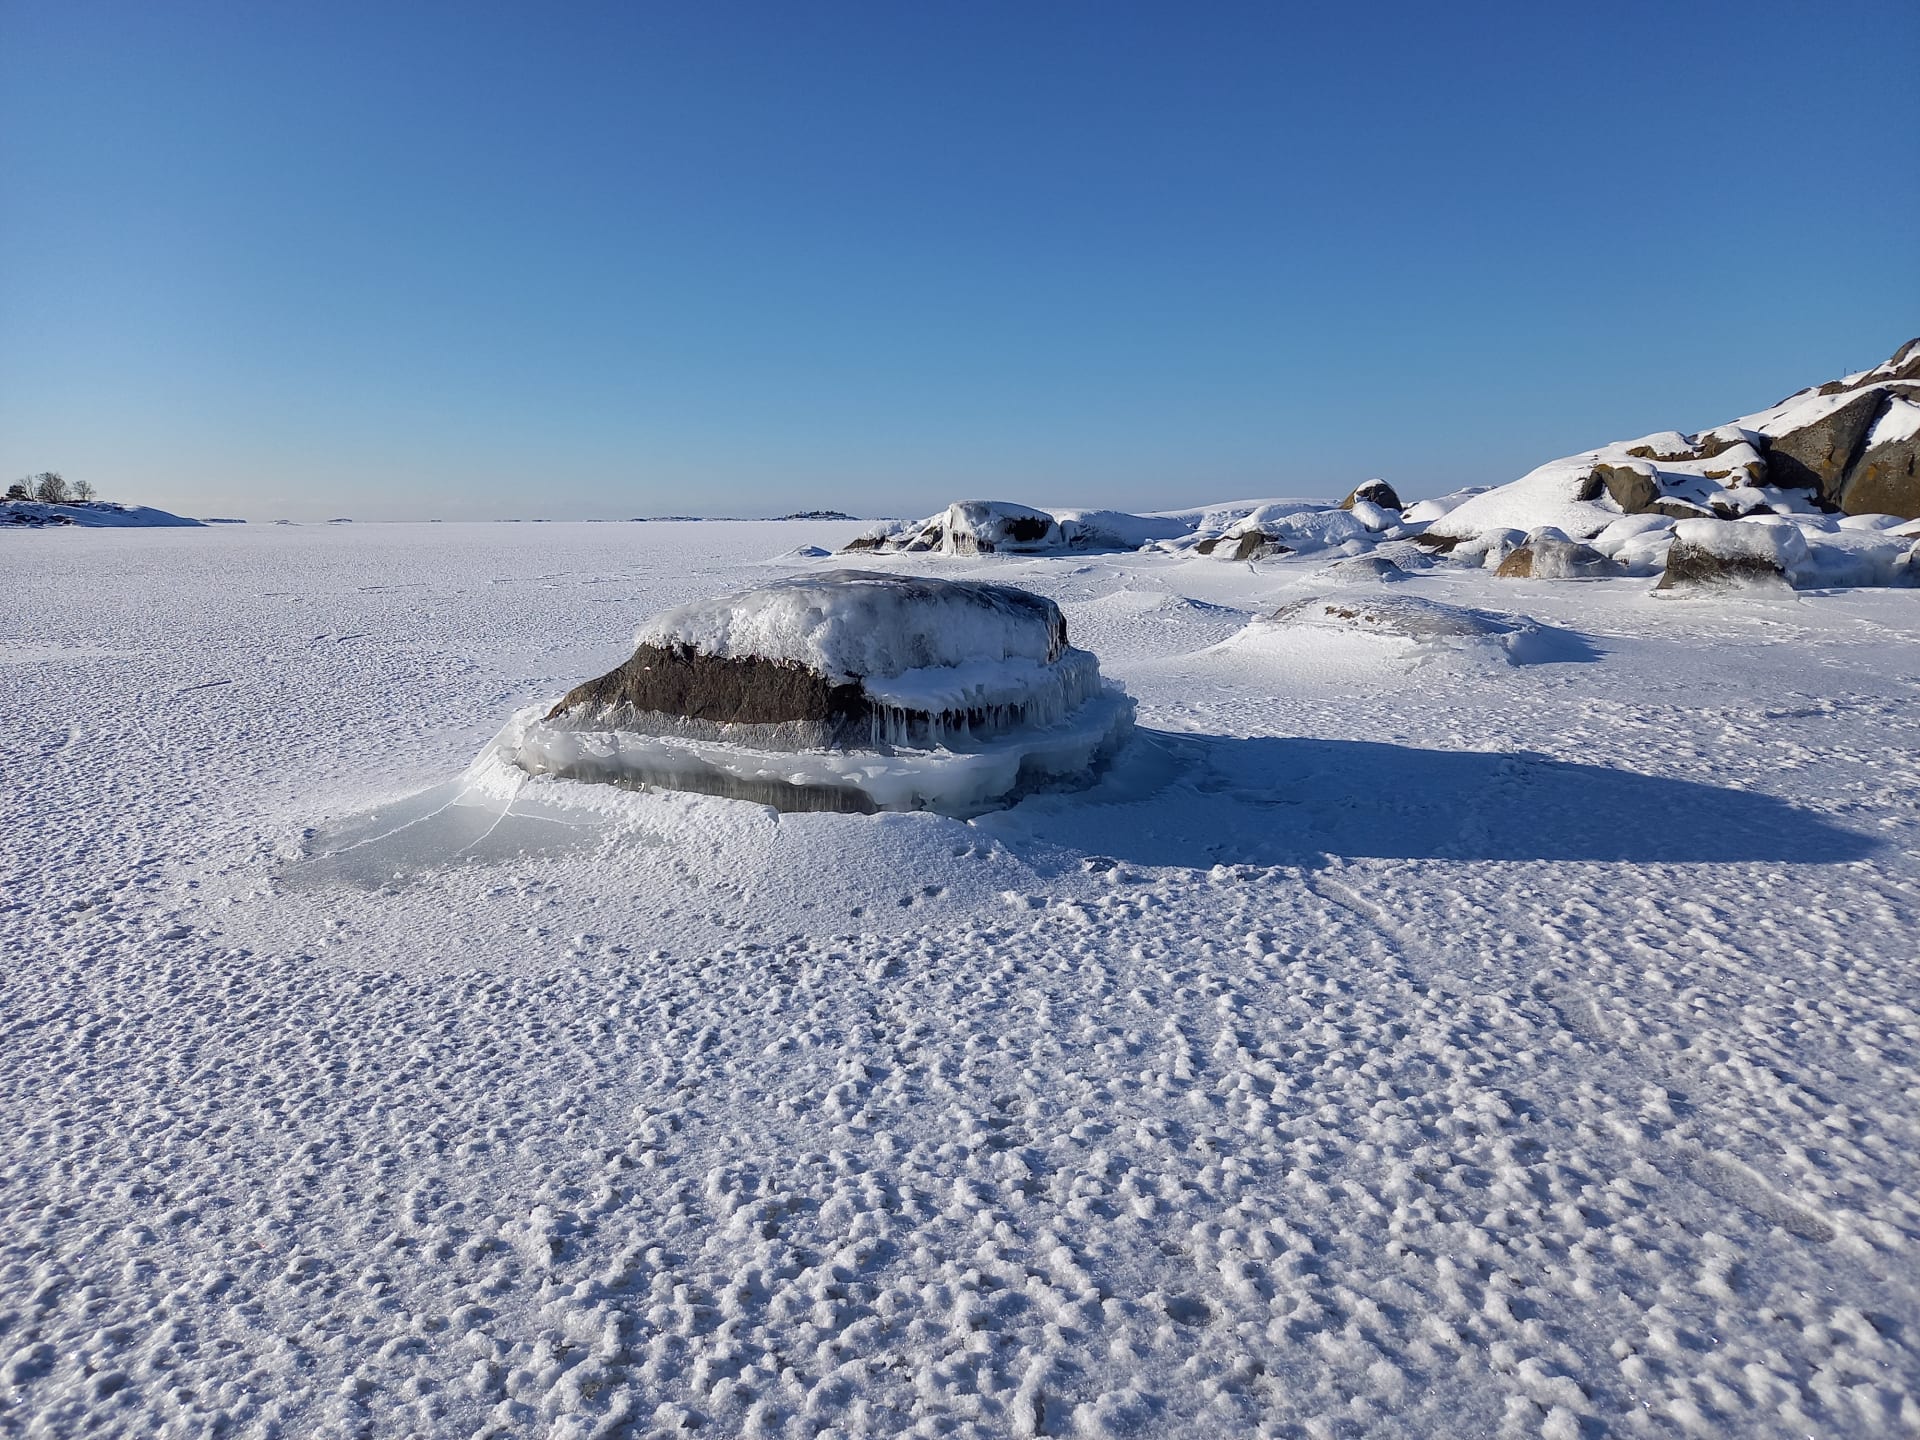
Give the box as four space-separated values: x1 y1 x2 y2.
4 519 1920 1437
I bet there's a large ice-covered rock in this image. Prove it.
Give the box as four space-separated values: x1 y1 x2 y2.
1656 518 1807 591
508 571 1134 815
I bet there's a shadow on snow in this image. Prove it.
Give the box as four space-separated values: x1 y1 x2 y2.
1006 730 1876 870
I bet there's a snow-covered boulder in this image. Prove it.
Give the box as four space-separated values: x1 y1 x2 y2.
936 500 1061 555
1656 519 1807 591
507 571 1134 816
1493 529 1622 580
844 500 1190 557
1052 508 1193 550
1193 503 1379 561
1588 514 1676 575
1338 479 1402 512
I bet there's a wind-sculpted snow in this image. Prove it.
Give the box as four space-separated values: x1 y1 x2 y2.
3 520 1919 1438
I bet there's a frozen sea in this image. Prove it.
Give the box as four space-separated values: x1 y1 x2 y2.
3 520 1918 1438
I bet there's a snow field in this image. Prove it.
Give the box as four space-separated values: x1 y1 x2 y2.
3 521 1919 1437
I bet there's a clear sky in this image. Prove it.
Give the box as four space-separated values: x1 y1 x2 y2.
4 1 1916 522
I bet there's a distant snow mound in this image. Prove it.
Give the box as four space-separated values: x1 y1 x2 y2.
1315 554 1409 583
1246 594 1588 666
503 571 1135 815
846 500 1228 557
1 500 203 529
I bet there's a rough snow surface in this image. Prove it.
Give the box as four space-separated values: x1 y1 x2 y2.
4 521 1920 1438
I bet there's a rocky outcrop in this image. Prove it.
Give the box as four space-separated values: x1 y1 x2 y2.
1837 397 1920 519
1428 338 1920 542
1495 533 1621 579
1594 462 1659 514
1764 388 1889 503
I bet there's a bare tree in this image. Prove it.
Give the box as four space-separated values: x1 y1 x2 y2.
71 478 97 502
30 471 69 504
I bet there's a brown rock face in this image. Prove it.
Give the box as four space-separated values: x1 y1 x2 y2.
1495 537 1619 580
1840 415 1920 519
1339 479 1403 511
1594 463 1659 514
1767 388 1888 502
546 644 870 741
1494 548 1536 578
1657 542 1788 590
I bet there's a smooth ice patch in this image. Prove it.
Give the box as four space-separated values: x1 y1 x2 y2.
284 774 622 890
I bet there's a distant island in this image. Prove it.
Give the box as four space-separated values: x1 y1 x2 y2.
627 510 861 522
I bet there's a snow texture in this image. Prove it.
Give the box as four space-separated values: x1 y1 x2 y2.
1866 394 1920 450
3 519 1920 1439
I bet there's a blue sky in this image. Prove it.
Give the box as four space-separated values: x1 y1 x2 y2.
3 1 1916 521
